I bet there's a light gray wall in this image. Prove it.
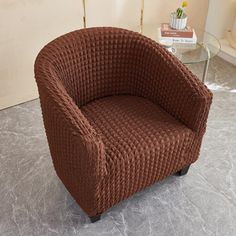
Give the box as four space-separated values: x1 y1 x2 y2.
206 0 236 38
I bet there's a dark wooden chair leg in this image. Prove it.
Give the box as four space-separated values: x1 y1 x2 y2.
90 214 101 223
176 165 190 176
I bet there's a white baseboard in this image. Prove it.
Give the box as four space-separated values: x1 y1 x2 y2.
218 39 236 66
0 92 38 110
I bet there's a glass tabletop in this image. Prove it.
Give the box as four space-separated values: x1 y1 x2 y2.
138 24 221 64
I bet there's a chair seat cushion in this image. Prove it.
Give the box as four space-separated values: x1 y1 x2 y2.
81 95 194 173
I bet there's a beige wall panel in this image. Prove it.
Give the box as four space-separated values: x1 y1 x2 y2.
206 0 236 38
0 0 83 110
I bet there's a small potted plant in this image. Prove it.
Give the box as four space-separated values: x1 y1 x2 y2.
170 1 188 30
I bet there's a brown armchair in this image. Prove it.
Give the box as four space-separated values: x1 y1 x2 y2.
35 27 212 223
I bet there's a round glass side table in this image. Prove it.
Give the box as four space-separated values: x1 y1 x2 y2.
139 24 221 83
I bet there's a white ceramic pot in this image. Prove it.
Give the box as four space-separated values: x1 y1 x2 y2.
170 12 187 30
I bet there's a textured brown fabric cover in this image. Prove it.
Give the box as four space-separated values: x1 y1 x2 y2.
34 27 212 217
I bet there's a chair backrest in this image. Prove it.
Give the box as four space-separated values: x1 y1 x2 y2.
35 27 163 107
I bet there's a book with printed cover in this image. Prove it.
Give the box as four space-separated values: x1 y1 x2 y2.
161 23 194 38
158 27 197 44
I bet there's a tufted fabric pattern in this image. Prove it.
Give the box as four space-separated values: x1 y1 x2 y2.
35 27 212 217
81 95 196 213
82 95 194 171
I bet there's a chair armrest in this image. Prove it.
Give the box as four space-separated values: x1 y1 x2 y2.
139 41 213 134
35 64 107 182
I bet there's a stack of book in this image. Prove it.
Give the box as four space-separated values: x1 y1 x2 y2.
158 23 197 44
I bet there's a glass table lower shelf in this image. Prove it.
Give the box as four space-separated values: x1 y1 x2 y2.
136 24 221 83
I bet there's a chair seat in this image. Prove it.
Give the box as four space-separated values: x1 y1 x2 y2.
81 95 194 173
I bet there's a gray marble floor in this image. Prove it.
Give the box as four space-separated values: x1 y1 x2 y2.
0 56 236 236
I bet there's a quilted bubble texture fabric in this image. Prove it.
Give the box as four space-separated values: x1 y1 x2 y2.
34 27 212 217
